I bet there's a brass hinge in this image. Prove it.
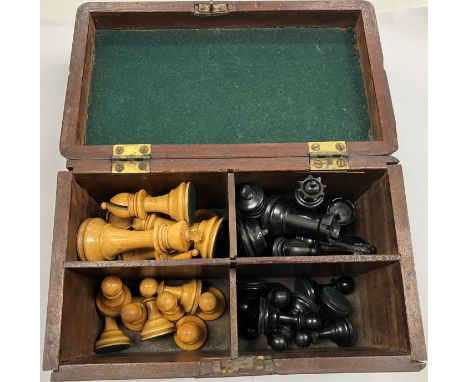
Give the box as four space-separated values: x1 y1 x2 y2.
308 141 349 171
194 2 229 16
200 356 275 376
111 144 151 174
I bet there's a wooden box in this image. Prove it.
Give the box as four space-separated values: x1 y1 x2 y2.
43 1 426 380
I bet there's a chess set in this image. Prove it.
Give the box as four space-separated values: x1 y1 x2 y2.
43 1 426 380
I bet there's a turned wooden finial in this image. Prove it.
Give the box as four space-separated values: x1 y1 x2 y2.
101 182 196 224
174 316 208 351
95 317 130 353
121 302 147 331
157 279 202 314
156 291 185 322
77 217 193 261
196 287 226 321
106 211 132 230
139 278 175 340
168 249 199 260
96 276 132 317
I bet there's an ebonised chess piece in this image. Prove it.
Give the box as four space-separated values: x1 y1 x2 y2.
156 291 185 322
266 285 291 309
77 217 201 261
294 330 312 348
261 196 341 242
236 183 267 219
237 297 261 340
139 278 175 340
327 198 355 225
173 315 208 351
272 237 320 257
319 286 353 317
95 317 130 353
132 213 224 259
157 279 202 314
101 182 196 224
237 279 269 298
95 276 132 317
310 317 355 347
287 292 319 316
321 235 377 254
258 297 322 335
121 302 148 331
236 215 268 257
295 175 326 209
267 324 294 351
195 287 226 321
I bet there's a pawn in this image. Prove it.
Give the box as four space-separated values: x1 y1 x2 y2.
267 286 291 309
157 279 202 314
272 237 320 257
294 330 312 348
195 287 225 321
156 291 185 322
174 315 208 351
139 278 175 340
267 324 294 351
95 276 132 317
310 317 355 347
327 198 355 225
121 302 147 331
95 317 130 353
236 183 267 219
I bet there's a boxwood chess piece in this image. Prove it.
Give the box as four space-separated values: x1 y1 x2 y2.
310 317 355 347
236 216 268 257
174 315 208 351
196 287 226 321
156 291 185 322
261 196 340 242
132 213 224 259
95 276 132 317
326 198 355 225
157 279 202 314
95 317 130 353
101 182 196 224
121 302 147 331
139 278 175 340
106 211 132 230
77 217 201 261
236 183 267 219
295 175 326 209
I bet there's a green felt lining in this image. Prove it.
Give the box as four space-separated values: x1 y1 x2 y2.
85 28 371 145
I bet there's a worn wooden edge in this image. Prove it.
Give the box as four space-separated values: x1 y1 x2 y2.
60 0 397 161
64 258 230 269
50 355 424 380
43 172 74 371
227 173 238 260
235 254 401 265
229 268 238 358
66 155 398 174
387 164 427 361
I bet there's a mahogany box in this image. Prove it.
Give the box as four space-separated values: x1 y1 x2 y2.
43 1 427 380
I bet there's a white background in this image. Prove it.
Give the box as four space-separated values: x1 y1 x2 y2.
40 1 428 381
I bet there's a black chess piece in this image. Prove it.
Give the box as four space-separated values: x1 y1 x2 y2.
327 198 355 225
288 292 319 316
310 317 355 347
267 285 291 309
294 330 312 348
319 286 353 317
294 276 355 301
320 235 377 254
236 215 268 257
272 237 320 257
261 196 341 242
258 297 322 335
295 175 326 209
267 325 294 351
237 297 261 340
236 183 267 219
237 279 269 298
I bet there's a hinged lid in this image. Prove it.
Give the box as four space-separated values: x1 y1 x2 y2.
60 1 397 166
308 141 350 171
